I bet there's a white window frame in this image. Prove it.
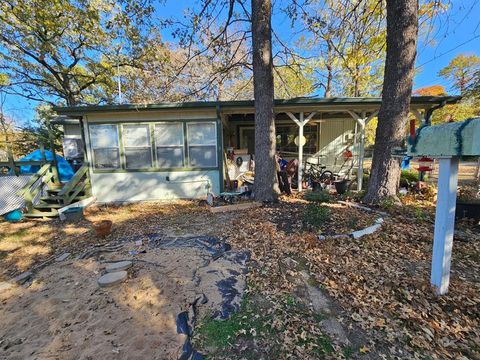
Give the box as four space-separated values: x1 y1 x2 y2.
154 122 185 168
89 124 121 170
186 121 218 168
121 123 153 170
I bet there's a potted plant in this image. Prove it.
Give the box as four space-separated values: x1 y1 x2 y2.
92 220 113 237
334 175 351 194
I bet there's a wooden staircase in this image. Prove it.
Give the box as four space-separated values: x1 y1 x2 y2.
18 163 91 218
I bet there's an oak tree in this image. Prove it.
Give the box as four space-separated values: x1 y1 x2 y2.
364 0 419 204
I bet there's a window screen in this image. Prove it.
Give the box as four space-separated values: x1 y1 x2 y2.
187 122 217 167
155 123 184 168
122 124 152 169
90 124 120 169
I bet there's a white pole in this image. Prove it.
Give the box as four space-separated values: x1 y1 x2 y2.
357 119 365 191
431 157 459 295
298 112 304 192
117 61 122 104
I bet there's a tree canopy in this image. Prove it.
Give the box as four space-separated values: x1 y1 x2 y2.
438 53 480 95
0 0 155 105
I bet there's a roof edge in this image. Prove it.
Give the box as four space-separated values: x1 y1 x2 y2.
53 96 462 116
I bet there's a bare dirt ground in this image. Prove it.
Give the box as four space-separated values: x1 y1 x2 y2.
0 197 479 359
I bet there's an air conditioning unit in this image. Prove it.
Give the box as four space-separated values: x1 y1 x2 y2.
62 138 84 160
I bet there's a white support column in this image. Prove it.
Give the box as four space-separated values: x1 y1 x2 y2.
357 119 366 191
298 113 305 192
287 111 317 192
431 157 459 295
347 110 377 191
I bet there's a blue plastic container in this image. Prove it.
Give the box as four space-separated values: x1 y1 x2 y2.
63 207 84 222
3 209 23 222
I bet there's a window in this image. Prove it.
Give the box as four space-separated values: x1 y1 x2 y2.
275 124 318 154
90 124 120 169
155 123 184 168
122 124 152 169
187 122 217 167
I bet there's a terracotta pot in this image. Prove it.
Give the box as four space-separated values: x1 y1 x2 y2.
92 220 113 237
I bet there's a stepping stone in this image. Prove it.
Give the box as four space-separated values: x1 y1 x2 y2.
14 271 32 284
320 318 351 346
98 271 128 287
105 261 133 273
55 253 71 262
351 223 382 239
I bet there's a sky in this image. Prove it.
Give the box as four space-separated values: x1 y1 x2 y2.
3 0 480 125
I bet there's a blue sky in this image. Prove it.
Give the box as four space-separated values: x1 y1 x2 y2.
3 0 480 125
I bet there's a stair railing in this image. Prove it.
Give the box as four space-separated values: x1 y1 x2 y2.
16 162 57 213
57 162 90 205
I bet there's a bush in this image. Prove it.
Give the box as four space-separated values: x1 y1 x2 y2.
303 204 331 229
362 173 370 189
304 190 332 203
400 170 419 188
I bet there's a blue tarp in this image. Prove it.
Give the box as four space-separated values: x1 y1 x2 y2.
401 155 411 170
17 150 74 182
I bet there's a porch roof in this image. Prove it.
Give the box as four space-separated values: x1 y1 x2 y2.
53 96 460 117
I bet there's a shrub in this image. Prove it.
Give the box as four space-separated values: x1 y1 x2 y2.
400 170 419 189
362 173 370 189
303 204 331 229
304 190 331 203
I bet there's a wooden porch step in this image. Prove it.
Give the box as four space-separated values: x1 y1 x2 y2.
40 192 86 202
40 196 62 201
24 209 59 218
34 203 64 209
46 189 62 195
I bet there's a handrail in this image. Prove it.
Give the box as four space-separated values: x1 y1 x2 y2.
16 163 52 197
58 162 89 197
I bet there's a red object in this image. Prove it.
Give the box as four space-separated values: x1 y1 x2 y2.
92 220 113 237
417 157 433 172
409 119 416 141
343 149 353 159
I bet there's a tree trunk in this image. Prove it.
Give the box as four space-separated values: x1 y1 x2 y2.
251 0 278 202
324 41 333 97
363 0 418 204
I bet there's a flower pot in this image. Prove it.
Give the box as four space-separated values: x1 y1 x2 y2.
92 220 113 237
334 180 351 195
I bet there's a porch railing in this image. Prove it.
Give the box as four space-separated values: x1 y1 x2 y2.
16 162 57 213
57 163 91 205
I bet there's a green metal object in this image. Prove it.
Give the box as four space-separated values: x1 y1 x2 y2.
408 117 480 157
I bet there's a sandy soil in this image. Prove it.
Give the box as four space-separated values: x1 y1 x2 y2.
0 236 248 359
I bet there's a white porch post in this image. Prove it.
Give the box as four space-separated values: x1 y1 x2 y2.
287 111 317 192
298 113 305 191
357 118 366 191
347 110 377 191
431 157 459 295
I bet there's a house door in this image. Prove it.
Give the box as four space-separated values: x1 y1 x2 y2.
239 127 255 154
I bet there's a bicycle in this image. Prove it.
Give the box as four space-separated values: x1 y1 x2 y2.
303 161 335 190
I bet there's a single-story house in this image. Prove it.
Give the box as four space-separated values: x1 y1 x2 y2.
52 96 459 203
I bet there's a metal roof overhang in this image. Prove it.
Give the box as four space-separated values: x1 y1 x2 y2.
52 96 461 117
